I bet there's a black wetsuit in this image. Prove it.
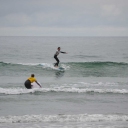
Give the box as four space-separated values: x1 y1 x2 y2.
24 80 32 89
54 51 66 66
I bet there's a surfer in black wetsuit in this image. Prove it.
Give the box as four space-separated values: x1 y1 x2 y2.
54 47 67 67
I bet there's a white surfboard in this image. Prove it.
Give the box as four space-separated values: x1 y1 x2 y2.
31 82 41 88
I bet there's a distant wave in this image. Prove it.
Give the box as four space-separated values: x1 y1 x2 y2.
0 114 128 123
0 87 128 95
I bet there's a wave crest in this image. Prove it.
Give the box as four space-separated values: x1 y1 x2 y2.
0 61 128 67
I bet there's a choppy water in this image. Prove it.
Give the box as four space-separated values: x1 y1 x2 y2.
0 36 128 128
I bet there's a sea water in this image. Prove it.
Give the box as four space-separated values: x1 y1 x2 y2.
0 36 128 128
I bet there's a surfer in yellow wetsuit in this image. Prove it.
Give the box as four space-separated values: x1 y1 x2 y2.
24 74 42 89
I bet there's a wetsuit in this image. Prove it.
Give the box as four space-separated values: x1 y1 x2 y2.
24 77 36 89
54 51 66 66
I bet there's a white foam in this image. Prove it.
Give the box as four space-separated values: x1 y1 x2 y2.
0 87 128 95
39 63 54 68
0 114 128 123
18 63 40 66
40 63 70 70
0 88 37 95
78 82 120 87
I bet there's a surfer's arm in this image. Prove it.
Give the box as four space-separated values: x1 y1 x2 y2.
60 51 67 54
35 81 42 88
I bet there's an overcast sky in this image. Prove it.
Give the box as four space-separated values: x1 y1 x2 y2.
0 0 128 36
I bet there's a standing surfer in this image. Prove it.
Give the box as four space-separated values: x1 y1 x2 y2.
54 47 67 67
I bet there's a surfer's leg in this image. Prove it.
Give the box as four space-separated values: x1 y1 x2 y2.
56 57 59 66
54 55 59 66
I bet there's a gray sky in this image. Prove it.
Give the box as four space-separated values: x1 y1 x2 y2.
0 0 128 36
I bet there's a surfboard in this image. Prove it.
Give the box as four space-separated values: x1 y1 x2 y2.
39 63 65 71
31 82 40 88
54 66 65 71
58 67 64 70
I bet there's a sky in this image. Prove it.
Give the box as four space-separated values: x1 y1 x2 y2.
0 0 128 36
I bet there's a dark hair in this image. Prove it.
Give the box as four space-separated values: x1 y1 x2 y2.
58 47 60 49
31 74 35 77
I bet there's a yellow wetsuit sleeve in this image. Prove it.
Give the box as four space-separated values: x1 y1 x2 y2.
28 77 36 83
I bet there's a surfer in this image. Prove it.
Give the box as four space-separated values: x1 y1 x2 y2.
24 74 42 89
54 47 67 67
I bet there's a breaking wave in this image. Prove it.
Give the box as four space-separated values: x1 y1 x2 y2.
1 61 128 77
0 114 128 123
0 87 128 95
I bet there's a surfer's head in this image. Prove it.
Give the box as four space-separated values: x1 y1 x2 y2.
31 74 35 77
58 47 60 51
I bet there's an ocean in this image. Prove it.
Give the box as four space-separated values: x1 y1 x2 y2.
0 36 128 128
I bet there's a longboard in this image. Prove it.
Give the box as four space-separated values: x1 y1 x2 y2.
54 66 65 71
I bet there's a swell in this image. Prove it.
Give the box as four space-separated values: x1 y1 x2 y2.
68 61 128 67
68 61 128 77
